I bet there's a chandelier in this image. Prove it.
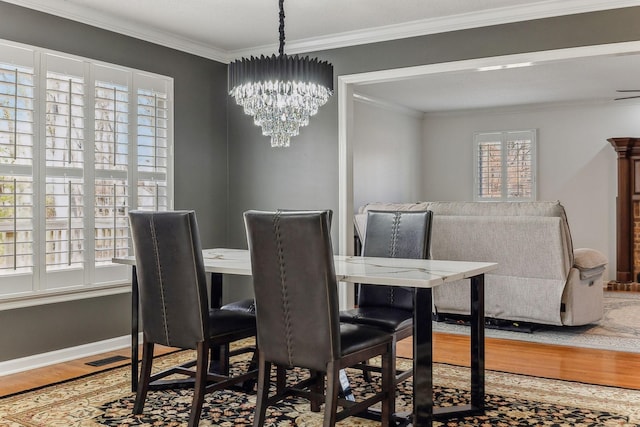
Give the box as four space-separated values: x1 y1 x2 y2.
228 0 334 148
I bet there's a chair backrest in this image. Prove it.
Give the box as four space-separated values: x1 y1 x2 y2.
129 210 209 350
358 210 433 310
244 210 338 372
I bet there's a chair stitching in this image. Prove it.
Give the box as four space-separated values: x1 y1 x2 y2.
149 215 171 345
390 212 400 258
388 212 401 305
273 212 294 366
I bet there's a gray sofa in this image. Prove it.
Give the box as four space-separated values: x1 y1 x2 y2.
354 201 607 326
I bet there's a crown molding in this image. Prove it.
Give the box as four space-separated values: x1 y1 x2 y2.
4 0 639 63
225 0 640 60
1 0 229 62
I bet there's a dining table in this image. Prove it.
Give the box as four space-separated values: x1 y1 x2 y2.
113 248 497 427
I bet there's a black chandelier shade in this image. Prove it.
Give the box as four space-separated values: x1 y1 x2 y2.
228 54 334 93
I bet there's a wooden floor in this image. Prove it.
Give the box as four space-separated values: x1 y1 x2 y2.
0 345 176 397
1 332 639 397
403 334 640 390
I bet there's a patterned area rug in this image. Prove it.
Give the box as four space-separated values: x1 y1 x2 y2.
434 291 640 353
1 349 639 427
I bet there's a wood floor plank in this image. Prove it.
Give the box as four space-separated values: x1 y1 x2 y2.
397 333 640 390
0 346 175 397
1 332 639 397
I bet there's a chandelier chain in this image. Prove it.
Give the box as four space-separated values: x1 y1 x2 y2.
279 0 285 56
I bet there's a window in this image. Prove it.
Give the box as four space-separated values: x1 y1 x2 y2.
0 41 173 307
473 129 536 201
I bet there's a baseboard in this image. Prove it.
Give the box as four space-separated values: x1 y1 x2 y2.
0 333 142 377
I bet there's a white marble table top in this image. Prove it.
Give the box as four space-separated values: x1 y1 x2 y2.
115 248 497 289
334 254 496 288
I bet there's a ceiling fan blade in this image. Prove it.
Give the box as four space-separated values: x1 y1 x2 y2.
616 90 640 92
615 95 640 100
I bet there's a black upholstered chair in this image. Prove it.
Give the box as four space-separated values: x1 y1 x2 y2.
221 210 333 316
244 210 394 427
128 210 257 427
340 210 433 399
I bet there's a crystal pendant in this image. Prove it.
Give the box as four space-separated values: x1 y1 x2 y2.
230 80 331 147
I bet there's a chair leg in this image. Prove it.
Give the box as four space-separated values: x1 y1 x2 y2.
133 341 154 414
220 343 230 375
276 365 286 394
380 344 393 427
242 348 260 393
253 354 271 427
209 343 230 375
361 359 372 382
323 362 340 427
389 337 397 413
310 369 323 412
188 342 209 427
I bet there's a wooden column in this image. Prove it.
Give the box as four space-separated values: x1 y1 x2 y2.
608 137 640 282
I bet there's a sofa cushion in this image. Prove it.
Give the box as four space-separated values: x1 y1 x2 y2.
430 215 571 279
425 201 567 217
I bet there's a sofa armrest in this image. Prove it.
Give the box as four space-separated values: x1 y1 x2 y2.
573 248 607 279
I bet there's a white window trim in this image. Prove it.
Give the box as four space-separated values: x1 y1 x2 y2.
473 129 537 202
0 39 174 310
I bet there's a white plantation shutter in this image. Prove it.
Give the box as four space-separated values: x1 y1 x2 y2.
44 56 86 290
94 66 130 267
0 44 35 294
474 130 536 201
505 132 534 199
0 40 173 304
136 74 170 212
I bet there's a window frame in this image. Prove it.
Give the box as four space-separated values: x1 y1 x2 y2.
473 129 537 202
0 39 174 310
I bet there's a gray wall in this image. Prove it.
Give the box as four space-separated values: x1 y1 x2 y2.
353 99 423 211
0 2 228 361
422 103 639 281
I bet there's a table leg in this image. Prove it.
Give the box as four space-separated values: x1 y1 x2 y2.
413 287 434 426
209 273 226 374
412 274 486 426
469 274 485 409
210 272 223 309
131 266 139 392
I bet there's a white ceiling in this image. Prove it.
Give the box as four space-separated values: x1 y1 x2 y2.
5 0 640 112
355 52 640 113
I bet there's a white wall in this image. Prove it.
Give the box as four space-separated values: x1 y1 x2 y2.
353 97 424 212
422 101 640 280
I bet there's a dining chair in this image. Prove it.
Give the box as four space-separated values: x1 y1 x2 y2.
340 209 433 407
244 209 394 427
220 210 333 315
128 210 258 427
